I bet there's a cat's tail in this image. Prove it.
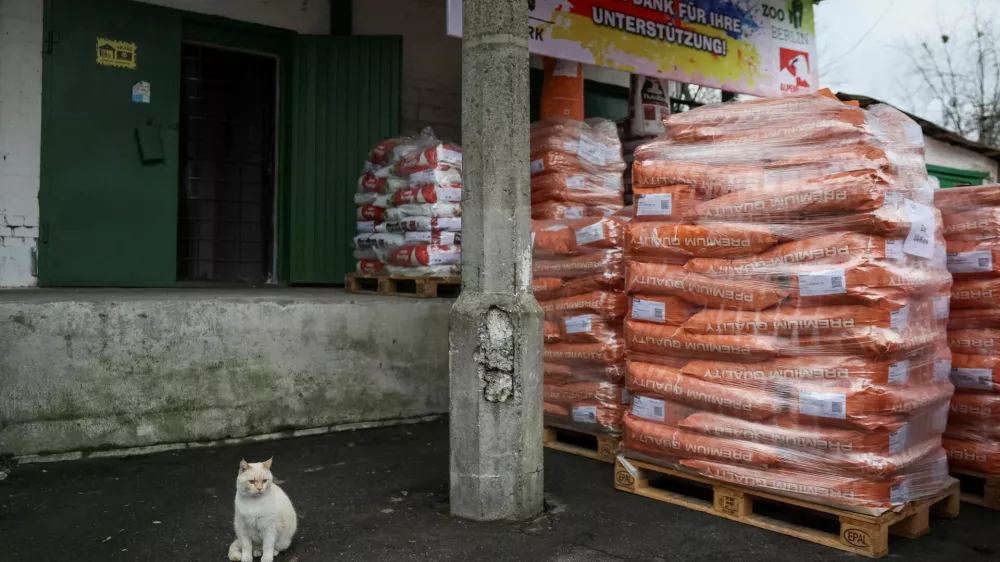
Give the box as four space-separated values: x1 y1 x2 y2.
228 539 242 561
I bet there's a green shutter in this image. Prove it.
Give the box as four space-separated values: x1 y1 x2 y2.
289 36 401 284
928 164 991 189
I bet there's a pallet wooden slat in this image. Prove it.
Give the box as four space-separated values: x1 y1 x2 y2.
543 426 617 463
952 468 1000 510
614 457 960 558
345 273 461 298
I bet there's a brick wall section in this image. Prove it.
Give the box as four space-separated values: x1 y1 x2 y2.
353 0 463 143
0 0 43 287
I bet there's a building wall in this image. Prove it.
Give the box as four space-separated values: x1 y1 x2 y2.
0 291 449 457
925 136 999 182
352 0 462 143
136 0 330 34
0 0 331 288
0 0 43 287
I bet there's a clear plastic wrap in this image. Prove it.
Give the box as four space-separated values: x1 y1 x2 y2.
532 118 628 436
935 183 1000 475
623 93 956 512
353 129 463 277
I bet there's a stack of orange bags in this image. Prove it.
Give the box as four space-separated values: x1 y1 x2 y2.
935 184 1000 475
531 118 630 436
622 90 957 512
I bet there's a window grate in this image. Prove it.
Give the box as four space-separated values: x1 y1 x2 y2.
176 44 277 283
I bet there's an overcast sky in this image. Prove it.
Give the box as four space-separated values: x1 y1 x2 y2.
815 0 988 129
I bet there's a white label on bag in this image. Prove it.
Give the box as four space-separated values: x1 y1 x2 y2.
564 315 592 334
888 360 910 385
951 367 994 390
576 138 607 166
798 389 847 419
889 424 908 455
531 232 536 250
933 296 951 320
891 480 910 504
636 193 673 217
948 251 993 273
564 207 584 219
572 405 598 424
885 239 905 260
890 305 910 330
356 221 376 233
934 359 952 383
632 395 666 422
566 175 586 189
439 148 462 167
632 298 666 323
427 246 462 265
604 174 621 190
553 59 579 77
438 187 463 202
530 159 544 174
903 199 935 259
884 191 903 206
797 269 846 297
575 222 605 246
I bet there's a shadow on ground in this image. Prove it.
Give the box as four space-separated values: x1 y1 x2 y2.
1 419 998 561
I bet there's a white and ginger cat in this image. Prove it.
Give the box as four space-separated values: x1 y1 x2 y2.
227 458 298 562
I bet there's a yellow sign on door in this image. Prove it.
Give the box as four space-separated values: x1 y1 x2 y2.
96 37 136 69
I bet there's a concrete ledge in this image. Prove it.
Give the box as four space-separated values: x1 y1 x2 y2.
0 289 451 456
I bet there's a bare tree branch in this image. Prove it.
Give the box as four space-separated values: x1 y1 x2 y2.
901 0 1000 147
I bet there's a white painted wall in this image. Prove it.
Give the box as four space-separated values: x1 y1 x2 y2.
925 136 999 182
352 0 462 142
136 0 330 34
0 0 331 288
0 0 43 287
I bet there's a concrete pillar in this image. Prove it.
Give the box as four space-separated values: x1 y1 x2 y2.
449 0 544 521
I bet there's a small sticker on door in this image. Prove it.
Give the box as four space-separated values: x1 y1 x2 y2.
132 81 150 103
97 37 136 69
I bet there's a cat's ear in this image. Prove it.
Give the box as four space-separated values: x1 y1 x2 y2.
239 459 250 473
262 457 273 470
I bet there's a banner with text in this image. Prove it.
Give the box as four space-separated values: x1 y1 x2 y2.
447 0 818 97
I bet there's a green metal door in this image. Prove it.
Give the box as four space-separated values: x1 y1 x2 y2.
40 0 181 286
289 36 401 284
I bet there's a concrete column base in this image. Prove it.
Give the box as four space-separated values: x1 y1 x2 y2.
449 291 544 520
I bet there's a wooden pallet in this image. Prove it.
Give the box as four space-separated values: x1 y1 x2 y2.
344 274 461 298
614 457 960 558
543 426 617 463
952 469 1000 510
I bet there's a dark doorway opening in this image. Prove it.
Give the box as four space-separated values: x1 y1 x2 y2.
177 43 278 283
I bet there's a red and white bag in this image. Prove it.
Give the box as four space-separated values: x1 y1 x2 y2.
387 244 462 267
404 231 461 245
378 217 462 233
357 259 385 274
396 144 463 177
353 233 406 250
357 204 386 222
386 204 462 220
391 185 462 206
409 166 462 189
358 173 408 194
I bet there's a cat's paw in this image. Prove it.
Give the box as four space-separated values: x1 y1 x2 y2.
253 548 262 557
261 554 274 562
240 553 254 562
228 551 242 562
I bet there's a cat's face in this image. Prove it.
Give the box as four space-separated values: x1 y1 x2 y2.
237 458 274 496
